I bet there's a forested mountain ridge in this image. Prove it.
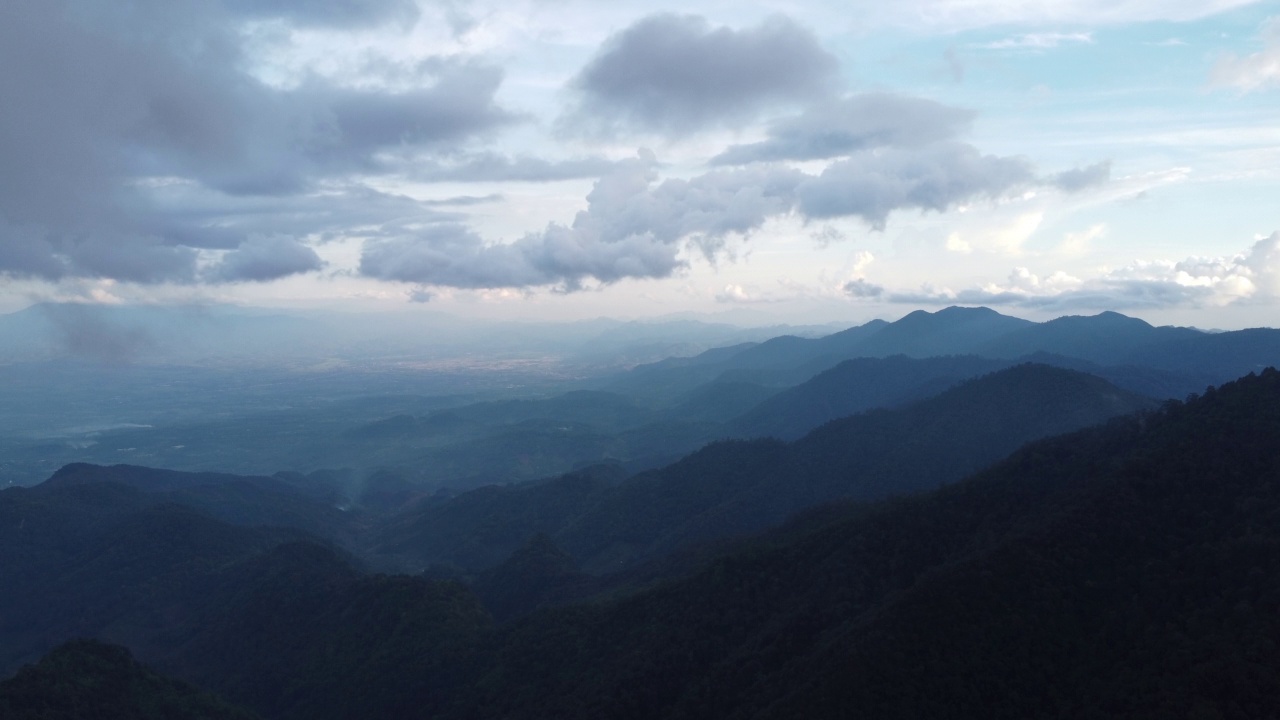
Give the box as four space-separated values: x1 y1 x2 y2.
3 368 1279 719
0 640 258 720
451 367 1280 719
382 363 1154 576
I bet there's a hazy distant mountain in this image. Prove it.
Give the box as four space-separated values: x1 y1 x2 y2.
727 355 1009 440
383 364 1153 575
853 305 1034 356
659 380 781 425
39 463 362 547
608 307 1280 414
975 310 1192 362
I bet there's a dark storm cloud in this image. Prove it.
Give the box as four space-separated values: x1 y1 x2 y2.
0 0 513 284
122 60 515 197
564 14 839 137
206 236 326 283
796 142 1037 229
711 94 975 165
1051 161 1112 192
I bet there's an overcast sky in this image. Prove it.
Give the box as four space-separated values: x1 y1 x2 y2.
2 0 1278 327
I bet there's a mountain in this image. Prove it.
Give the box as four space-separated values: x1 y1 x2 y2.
5 367 1279 719
0 640 257 720
382 364 1153 575
452 367 1280 719
39 463 363 547
727 355 1009 440
473 534 593 622
0 492 312 673
170 542 491 720
560 364 1152 572
606 308 1280 415
659 380 780 425
976 310 1189 362
376 465 620 573
853 305 1034 356
0 479 492 720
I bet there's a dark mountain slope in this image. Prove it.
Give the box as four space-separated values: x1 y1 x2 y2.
473 534 593 622
455 367 1280 720
1128 325 1280 377
382 364 1151 576
170 542 492 720
0 482 314 661
37 463 362 547
0 497 310 673
0 640 257 720
378 465 621 572
563 364 1150 571
0 482 494 720
728 354 1008 440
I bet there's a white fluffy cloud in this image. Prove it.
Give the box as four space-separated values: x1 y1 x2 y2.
1212 17 1280 92
870 232 1280 310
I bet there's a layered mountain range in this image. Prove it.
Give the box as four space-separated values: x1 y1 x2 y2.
3 306 1280 718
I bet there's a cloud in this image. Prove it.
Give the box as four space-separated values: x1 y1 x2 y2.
877 1 1253 31
844 278 886 298
407 287 435 303
0 0 514 285
795 142 1037 229
1211 17 1280 93
563 14 839 137
946 212 1046 256
359 155 802 290
359 222 685 291
408 154 620 183
944 46 966 82
358 137 1078 291
1059 224 1107 255
1051 161 1112 192
126 59 517 197
880 232 1280 310
221 0 420 27
974 32 1094 50
711 93 975 165
206 236 325 283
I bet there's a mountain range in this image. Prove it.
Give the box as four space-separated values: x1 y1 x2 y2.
3 306 1280 718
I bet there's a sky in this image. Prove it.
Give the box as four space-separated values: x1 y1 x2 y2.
1 0 1278 328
